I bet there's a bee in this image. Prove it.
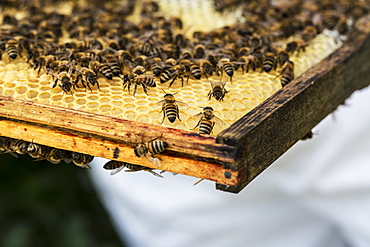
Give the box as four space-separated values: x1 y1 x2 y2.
276 49 290 68
285 40 309 56
156 90 187 123
47 62 76 94
71 152 94 169
237 55 262 73
5 38 20 59
134 137 168 167
45 148 73 164
0 136 18 158
75 67 99 90
160 65 189 88
262 52 277 72
103 160 163 177
73 51 97 67
248 35 262 50
89 61 113 80
279 61 295 87
192 107 226 135
151 62 164 76
216 58 234 83
123 74 156 96
27 142 51 159
33 55 57 75
301 25 318 42
207 81 228 101
193 44 205 59
198 59 214 78
188 62 202 80
10 139 30 154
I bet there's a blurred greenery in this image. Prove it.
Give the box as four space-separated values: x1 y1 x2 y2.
0 153 124 247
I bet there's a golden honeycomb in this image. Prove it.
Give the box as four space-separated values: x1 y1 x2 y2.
0 0 345 136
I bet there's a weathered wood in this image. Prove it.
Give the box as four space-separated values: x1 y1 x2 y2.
216 30 370 193
0 97 236 163
0 118 238 185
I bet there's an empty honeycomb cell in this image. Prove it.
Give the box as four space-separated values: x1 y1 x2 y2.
51 95 63 101
15 86 28 95
4 82 16 88
136 114 151 123
76 98 87 105
87 102 99 108
98 97 111 104
124 110 137 120
221 109 236 122
63 96 74 103
136 106 150 114
39 86 52 92
87 95 99 101
111 101 123 106
26 90 38 99
99 104 112 113
39 92 52 99
111 107 124 116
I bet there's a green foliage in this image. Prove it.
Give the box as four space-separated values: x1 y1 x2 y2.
0 154 124 247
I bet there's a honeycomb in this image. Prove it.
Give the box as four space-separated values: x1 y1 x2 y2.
0 35 341 135
0 0 347 136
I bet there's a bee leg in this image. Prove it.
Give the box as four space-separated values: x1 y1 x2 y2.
168 74 178 88
142 83 149 95
52 78 58 88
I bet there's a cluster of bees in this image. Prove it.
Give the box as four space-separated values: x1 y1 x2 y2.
0 136 94 168
0 0 367 135
0 135 169 178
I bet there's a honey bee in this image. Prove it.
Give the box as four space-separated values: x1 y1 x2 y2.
10 139 30 154
151 62 164 76
160 65 189 88
134 137 168 167
276 49 290 68
279 60 295 87
192 107 226 135
301 25 318 42
47 62 76 94
193 44 206 59
5 38 20 59
207 81 228 101
262 52 277 72
198 59 214 78
156 90 187 123
216 58 234 83
71 152 94 169
123 65 156 95
0 136 18 158
27 142 51 159
89 60 113 80
285 40 309 56
45 148 73 164
103 160 163 177
75 67 99 90
188 62 202 80
237 55 262 73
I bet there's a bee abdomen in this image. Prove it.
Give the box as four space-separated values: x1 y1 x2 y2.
199 120 214 135
165 104 178 123
263 53 276 72
148 141 168 155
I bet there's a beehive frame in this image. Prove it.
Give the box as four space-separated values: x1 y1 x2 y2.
1 22 369 193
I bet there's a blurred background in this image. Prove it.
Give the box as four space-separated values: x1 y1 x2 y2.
0 153 124 247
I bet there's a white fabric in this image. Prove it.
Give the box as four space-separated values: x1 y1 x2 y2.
89 86 370 247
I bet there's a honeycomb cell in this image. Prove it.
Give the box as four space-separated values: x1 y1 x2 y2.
26 90 38 99
76 98 87 105
39 92 52 100
4 82 16 88
124 110 137 120
87 102 99 108
99 104 112 113
63 96 74 103
51 95 63 101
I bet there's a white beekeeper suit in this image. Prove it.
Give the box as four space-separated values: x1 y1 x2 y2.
89 86 370 247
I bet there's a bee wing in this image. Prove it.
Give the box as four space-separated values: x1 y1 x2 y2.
193 112 204 120
110 166 125 175
175 100 188 107
146 154 161 167
213 115 227 128
156 100 166 106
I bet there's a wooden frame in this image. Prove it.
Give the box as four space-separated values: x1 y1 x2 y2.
1 26 369 193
